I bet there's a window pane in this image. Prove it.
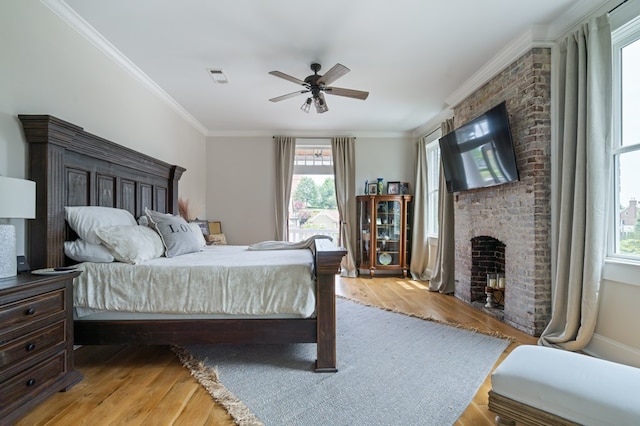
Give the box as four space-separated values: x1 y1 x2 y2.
622 38 640 147
617 150 640 256
614 37 640 259
294 148 333 166
425 140 440 235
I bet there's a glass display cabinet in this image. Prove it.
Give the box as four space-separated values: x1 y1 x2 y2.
356 194 413 277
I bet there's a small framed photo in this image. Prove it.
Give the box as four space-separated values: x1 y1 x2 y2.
387 181 400 195
400 182 410 195
190 219 209 236
208 221 222 235
367 182 378 195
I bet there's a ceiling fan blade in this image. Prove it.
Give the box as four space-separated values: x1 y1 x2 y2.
325 86 369 100
269 90 309 102
268 70 306 86
316 63 350 86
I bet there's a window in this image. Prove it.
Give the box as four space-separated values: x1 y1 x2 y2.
611 12 640 261
289 139 339 243
425 129 442 236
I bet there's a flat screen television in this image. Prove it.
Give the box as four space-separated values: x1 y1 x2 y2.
439 101 519 193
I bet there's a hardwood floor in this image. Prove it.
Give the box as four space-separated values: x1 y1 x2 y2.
15 276 537 425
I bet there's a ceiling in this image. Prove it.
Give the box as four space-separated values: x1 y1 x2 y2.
57 0 599 137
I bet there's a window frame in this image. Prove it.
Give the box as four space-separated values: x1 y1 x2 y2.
609 11 640 262
604 2 640 283
424 129 442 237
288 138 338 243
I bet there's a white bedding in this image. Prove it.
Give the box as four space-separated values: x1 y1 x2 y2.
73 245 316 318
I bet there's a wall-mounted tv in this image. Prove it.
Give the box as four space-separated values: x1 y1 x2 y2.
439 101 519 193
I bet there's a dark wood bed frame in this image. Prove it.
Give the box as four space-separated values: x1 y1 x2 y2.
19 114 346 372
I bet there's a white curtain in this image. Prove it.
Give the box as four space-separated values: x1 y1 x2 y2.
274 136 295 241
429 118 456 294
409 136 433 280
332 137 357 277
539 14 612 350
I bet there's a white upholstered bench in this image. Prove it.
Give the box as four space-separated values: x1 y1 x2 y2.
488 345 640 425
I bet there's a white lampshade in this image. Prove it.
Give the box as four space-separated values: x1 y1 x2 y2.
0 176 36 278
0 176 36 219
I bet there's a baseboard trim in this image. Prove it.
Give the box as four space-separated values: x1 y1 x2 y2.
584 333 640 368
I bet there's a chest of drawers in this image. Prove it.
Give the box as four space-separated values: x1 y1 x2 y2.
0 272 82 425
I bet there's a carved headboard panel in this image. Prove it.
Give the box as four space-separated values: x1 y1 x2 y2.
19 115 185 269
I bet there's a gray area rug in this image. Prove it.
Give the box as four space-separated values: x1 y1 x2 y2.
175 298 510 426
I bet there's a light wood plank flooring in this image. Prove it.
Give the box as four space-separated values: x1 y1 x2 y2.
15 276 537 425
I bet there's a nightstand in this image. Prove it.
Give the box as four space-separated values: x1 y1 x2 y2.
0 272 82 424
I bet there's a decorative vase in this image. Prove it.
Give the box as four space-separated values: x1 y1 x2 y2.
377 178 384 195
364 180 369 194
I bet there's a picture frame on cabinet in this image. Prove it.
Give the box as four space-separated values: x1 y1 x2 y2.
190 219 209 236
400 182 410 195
208 221 222 235
387 181 400 195
368 182 379 195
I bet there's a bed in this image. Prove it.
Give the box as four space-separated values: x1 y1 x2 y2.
19 114 346 372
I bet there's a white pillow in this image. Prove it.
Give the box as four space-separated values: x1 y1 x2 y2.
188 222 207 247
64 240 115 263
145 208 203 257
95 225 165 264
65 206 137 244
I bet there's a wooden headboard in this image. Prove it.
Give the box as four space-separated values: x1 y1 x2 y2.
19 115 185 269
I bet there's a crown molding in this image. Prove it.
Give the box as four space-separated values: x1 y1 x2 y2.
41 0 208 136
206 129 413 139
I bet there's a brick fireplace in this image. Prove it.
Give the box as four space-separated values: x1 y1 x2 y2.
452 48 552 336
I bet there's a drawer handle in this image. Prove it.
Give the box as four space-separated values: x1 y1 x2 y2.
26 378 36 387
26 343 36 352
26 307 36 315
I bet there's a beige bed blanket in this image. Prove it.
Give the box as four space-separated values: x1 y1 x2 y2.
247 234 332 250
73 245 316 318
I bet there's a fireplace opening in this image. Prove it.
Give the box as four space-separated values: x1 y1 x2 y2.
470 236 505 306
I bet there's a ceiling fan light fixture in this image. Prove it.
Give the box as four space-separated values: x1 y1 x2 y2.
300 97 312 113
314 95 329 113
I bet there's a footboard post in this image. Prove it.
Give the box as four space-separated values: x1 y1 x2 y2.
313 239 346 372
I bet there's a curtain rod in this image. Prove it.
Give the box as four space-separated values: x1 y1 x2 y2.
423 127 441 139
272 136 356 139
609 0 628 14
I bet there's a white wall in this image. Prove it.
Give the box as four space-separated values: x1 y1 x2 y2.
0 0 207 257
206 136 415 245
205 136 275 245
354 137 415 196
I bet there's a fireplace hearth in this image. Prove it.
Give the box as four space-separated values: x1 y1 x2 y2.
470 236 505 303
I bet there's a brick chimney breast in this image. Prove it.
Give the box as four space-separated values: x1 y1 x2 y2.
451 48 552 336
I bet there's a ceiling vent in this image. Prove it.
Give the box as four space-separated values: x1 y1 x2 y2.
207 68 229 84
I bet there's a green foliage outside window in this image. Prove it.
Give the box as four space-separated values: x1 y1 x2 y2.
293 177 336 209
318 178 337 209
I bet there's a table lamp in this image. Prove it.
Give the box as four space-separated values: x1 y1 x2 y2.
0 176 36 278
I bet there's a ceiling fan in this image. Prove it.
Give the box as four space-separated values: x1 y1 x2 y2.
268 63 369 113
